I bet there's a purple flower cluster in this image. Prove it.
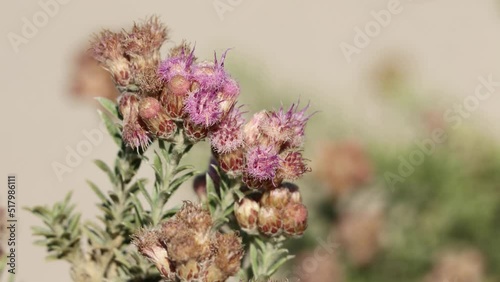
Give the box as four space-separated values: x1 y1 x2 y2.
90 17 243 151
91 17 312 191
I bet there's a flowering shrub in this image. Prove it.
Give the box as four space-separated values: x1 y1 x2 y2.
28 16 312 282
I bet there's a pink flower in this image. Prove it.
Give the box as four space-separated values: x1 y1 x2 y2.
191 50 231 91
245 146 280 181
209 107 245 153
184 90 223 127
261 102 311 148
158 48 195 82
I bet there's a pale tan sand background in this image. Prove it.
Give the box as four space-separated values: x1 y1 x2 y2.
1 0 500 281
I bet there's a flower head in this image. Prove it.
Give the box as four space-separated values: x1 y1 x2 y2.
185 90 223 127
243 111 269 147
132 228 174 279
123 16 168 58
191 50 231 91
245 146 280 181
261 102 311 148
209 107 245 153
158 48 195 82
277 151 311 181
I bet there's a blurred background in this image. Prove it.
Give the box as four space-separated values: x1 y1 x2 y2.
2 0 500 281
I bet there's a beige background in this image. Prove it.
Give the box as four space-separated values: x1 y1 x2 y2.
1 0 500 281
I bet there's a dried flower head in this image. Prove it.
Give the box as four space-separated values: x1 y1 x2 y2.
212 233 244 277
134 202 244 281
132 228 173 279
119 93 151 150
123 16 168 58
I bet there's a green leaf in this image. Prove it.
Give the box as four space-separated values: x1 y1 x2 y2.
250 242 260 278
87 180 107 202
98 109 122 147
137 181 153 207
95 97 119 119
94 159 117 185
169 171 196 193
267 254 294 277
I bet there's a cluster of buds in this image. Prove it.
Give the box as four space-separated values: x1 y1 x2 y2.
133 202 244 281
234 184 308 237
90 17 242 151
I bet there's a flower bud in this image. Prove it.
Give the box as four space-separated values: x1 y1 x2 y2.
257 206 282 236
108 57 132 87
243 111 268 147
260 187 291 210
160 87 186 120
184 119 208 142
139 97 177 140
119 93 151 150
167 75 191 96
217 149 245 178
242 173 276 191
234 198 260 233
217 77 239 115
282 202 308 237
